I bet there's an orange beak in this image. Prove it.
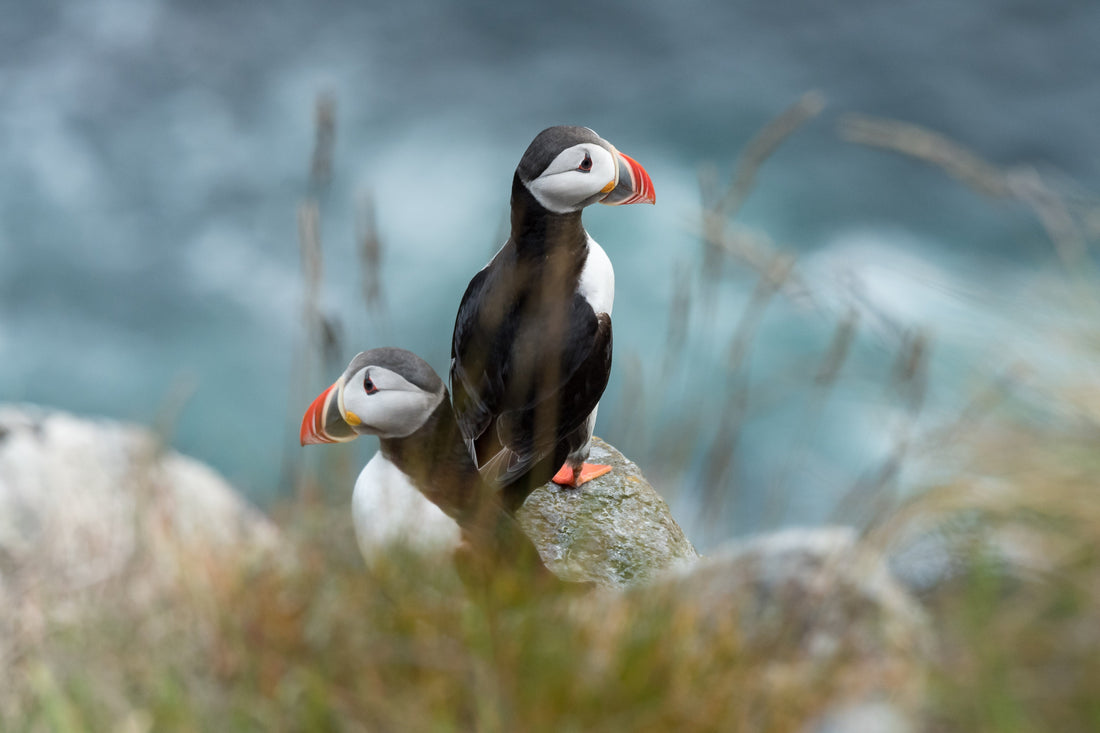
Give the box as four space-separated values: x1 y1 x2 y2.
300 378 359 445
601 151 656 206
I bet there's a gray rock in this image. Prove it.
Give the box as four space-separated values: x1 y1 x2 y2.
563 527 929 730
809 699 917 733
659 527 931 730
887 518 1055 600
0 404 277 601
516 437 700 587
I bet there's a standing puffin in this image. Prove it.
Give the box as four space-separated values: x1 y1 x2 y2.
300 348 543 569
450 126 654 502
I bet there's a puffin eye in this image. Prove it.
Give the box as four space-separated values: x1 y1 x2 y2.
364 376 379 395
578 153 592 172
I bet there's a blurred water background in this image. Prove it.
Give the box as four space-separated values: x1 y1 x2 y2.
2 0 1097 549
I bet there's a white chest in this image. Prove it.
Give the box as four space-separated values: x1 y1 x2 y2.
351 452 462 558
578 235 615 316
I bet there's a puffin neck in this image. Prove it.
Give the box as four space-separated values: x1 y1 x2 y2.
510 174 588 258
377 393 482 520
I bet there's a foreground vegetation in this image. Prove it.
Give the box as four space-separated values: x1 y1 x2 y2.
4 395 1099 732
4 99 1099 731
1 501 856 732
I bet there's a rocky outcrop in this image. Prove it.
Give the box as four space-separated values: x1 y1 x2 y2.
517 437 699 587
0 404 277 602
0 405 931 729
668 528 926 653
566 527 930 731
651 528 930 732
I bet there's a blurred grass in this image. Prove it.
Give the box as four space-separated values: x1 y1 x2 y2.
846 113 1100 731
5 97 1100 731
2 493 855 732
873 414 1100 732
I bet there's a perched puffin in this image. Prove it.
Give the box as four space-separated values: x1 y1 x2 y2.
300 348 544 570
450 126 654 501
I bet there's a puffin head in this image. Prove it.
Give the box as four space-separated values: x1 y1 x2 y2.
300 348 446 444
516 126 655 215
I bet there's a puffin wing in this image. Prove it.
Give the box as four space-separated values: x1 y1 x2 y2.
450 266 509 453
451 234 613 490
466 303 612 492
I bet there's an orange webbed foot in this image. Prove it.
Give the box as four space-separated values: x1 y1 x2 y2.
551 463 612 488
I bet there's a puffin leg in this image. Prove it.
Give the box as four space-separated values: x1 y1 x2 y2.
551 462 612 487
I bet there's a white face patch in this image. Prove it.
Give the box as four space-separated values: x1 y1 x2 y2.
524 143 618 214
341 366 444 439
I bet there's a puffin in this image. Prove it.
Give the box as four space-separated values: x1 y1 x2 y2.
300 347 545 572
450 125 654 502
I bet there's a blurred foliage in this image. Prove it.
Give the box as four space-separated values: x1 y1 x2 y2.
5 408 1099 731
2 494 849 732
848 110 1100 732
4 97 1100 731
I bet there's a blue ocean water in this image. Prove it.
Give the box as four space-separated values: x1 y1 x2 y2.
2 0 1097 548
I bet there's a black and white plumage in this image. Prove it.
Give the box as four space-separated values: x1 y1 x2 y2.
450 126 654 503
300 348 471 554
300 348 541 567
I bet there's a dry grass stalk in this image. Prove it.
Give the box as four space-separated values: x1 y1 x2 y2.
840 113 1099 283
309 92 336 194
722 90 826 219
839 114 1011 199
355 191 385 313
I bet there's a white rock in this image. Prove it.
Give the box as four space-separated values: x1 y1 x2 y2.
0 403 277 598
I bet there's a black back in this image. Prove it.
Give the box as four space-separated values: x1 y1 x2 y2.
450 163 613 506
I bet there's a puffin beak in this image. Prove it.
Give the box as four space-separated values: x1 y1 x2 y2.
300 377 359 445
600 150 656 206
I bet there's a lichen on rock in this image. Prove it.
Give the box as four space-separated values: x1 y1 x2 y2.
516 437 700 587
